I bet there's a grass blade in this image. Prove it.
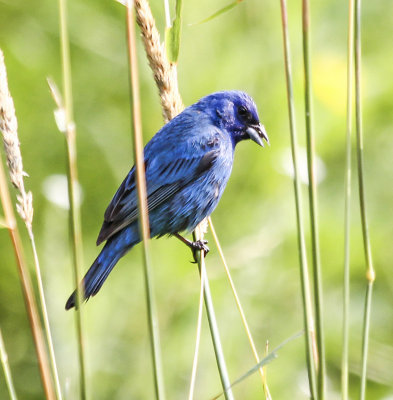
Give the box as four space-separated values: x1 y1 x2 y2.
191 0 244 26
342 0 355 398
354 0 375 398
210 331 304 400
57 0 87 397
302 1 326 397
279 2 318 398
165 0 183 63
126 3 166 399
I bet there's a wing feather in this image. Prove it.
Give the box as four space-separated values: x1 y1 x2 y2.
96 149 220 245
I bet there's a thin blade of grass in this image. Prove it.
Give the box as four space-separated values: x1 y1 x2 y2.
57 0 87 398
190 0 244 26
302 1 326 398
0 327 18 400
210 331 304 400
208 217 271 399
126 3 166 399
354 0 375 398
342 0 355 398
165 0 183 63
193 225 234 400
279 2 317 398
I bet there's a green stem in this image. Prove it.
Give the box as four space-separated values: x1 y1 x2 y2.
126 4 166 399
0 327 18 400
354 0 375 398
342 0 355 398
58 0 87 398
279 1 317 398
193 229 234 400
302 1 326 398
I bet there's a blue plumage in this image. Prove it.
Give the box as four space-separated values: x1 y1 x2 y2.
66 91 269 309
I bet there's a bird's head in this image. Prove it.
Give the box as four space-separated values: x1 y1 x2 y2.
200 91 269 147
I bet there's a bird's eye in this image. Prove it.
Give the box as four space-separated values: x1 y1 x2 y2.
238 106 252 122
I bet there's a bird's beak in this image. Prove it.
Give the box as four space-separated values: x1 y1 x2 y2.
246 124 270 147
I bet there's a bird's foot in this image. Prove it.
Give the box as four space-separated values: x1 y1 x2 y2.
173 233 209 263
190 240 209 263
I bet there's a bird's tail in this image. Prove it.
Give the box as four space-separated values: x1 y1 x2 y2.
65 232 136 310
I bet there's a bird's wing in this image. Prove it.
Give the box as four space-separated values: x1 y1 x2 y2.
96 135 221 245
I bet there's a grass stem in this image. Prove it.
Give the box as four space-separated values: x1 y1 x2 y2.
302 1 326 398
58 0 87 397
126 4 166 399
279 2 318 398
354 0 375 398
342 0 355 398
193 226 234 400
188 254 206 400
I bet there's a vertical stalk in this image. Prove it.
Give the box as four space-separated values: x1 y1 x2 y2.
354 0 375 398
279 2 317 398
302 1 326 398
58 0 87 398
0 327 18 400
126 4 166 399
342 0 355 398
0 154 55 400
208 218 271 399
188 255 206 400
193 228 234 400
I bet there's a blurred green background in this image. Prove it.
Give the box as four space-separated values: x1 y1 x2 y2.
1 0 392 398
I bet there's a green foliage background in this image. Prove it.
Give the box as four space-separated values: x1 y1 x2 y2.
0 0 392 398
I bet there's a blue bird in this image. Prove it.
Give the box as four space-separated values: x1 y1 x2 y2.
65 91 269 310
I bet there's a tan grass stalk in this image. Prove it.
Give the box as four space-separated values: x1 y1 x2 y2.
126 3 166 398
0 49 56 400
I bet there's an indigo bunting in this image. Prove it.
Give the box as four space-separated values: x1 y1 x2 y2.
65 91 269 309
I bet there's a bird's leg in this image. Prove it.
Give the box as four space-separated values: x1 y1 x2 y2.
174 233 210 262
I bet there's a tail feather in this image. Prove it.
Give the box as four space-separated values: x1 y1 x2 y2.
65 232 136 310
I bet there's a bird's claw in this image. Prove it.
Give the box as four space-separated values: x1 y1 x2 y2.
190 240 209 263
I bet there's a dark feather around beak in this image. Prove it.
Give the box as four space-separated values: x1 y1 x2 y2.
246 124 270 147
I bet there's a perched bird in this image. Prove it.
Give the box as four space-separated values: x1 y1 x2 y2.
65 91 269 310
